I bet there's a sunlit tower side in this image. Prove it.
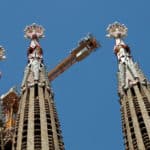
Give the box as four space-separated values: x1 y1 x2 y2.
0 88 19 150
107 22 150 150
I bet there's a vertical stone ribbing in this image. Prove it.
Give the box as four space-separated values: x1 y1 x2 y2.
14 90 28 150
13 73 64 150
47 96 61 150
124 89 145 149
143 86 150 103
27 87 34 150
44 88 64 150
38 87 49 149
121 99 134 150
51 101 64 149
134 86 150 140
120 84 150 149
126 99 138 149
44 88 55 149
125 101 138 150
21 89 30 150
34 97 41 149
142 96 150 117
120 79 150 149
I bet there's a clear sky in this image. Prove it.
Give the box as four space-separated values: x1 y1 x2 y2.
0 0 150 149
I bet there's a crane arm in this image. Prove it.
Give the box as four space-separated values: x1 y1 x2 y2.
48 34 100 82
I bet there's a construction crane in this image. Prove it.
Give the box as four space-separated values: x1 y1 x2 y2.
48 34 100 81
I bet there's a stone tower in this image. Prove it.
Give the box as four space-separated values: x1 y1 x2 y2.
107 22 150 150
0 23 99 150
12 23 64 150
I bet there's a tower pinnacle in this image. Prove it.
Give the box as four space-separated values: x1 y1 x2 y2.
107 22 140 93
107 22 150 149
106 22 127 45
21 23 45 88
24 23 45 40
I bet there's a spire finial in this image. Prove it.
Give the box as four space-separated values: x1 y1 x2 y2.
24 23 45 40
106 22 128 46
0 46 6 60
106 22 128 39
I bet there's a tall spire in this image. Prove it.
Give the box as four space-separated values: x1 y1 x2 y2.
107 22 150 149
13 23 64 150
107 22 147 96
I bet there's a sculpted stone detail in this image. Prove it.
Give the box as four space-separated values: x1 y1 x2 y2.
21 24 49 89
107 22 147 93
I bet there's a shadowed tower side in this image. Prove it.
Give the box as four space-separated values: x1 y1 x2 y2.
107 22 150 150
12 23 64 150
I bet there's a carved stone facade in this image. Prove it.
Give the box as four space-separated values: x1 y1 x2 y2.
13 75 64 150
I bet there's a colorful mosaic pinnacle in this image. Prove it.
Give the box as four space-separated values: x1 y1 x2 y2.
24 23 45 39
106 22 128 39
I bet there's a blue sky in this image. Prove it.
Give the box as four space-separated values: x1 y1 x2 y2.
0 0 150 149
